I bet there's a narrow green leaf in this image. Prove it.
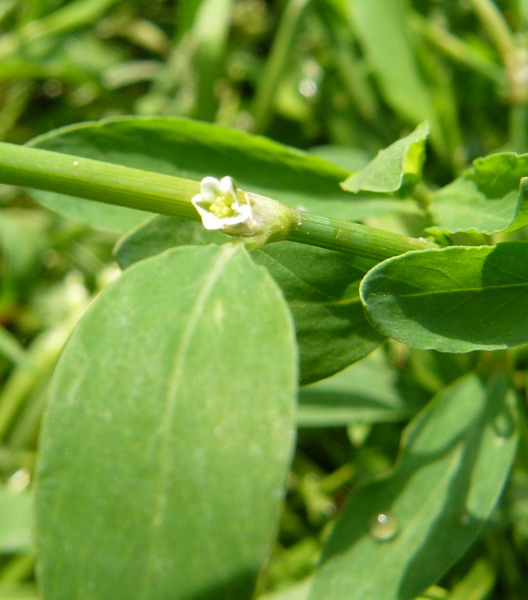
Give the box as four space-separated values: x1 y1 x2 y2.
309 373 518 600
297 349 424 427
35 244 297 600
190 0 234 120
0 488 32 554
348 0 433 125
430 152 528 235
341 122 430 194
360 242 528 352
115 221 383 384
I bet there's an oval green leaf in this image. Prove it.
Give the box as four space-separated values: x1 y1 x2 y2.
35 244 297 600
360 242 528 352
309 372 518 600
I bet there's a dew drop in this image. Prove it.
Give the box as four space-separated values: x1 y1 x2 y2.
73 160 80 166
369 511 398 542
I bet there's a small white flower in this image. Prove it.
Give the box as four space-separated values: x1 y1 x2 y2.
191 175 297 249
192 176 253 231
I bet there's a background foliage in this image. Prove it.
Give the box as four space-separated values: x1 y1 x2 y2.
1 1 528 598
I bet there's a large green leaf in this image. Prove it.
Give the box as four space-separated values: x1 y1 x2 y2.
309 373 518 600
35 244 297 600
341 122 429 195
430 153 528 235
27 116 373 232
116 219 383 384
360 242 528 352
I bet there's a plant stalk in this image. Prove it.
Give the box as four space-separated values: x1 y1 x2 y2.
0 141 436 260
470 0 528 105
252 0 312 132
0 140 199 220
287 212 436 261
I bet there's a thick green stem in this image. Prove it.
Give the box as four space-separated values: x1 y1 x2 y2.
287 212 436 261
0 141 199 220
0 140 436 260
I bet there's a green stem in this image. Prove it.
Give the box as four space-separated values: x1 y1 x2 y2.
471 0 528 104
412 13 503 85
471 0 518 60
317 3 380 122
0 140 436 260
0 141 200 220
508 103 528 151
287 212 436 261
252 0 311 132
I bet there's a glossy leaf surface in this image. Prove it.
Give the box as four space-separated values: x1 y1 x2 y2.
35 244 297 600
361 242 528 352
309 373 518 600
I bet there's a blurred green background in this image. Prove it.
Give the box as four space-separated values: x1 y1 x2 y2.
1 1 528 598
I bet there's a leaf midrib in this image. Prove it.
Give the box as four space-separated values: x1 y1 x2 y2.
391 280 528 299
140 245 239 599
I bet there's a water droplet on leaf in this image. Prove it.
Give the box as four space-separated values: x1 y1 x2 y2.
369 511 398 542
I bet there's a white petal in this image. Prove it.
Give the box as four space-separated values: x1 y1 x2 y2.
199 176 223 202
218 176 238 198
194 205 224 230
